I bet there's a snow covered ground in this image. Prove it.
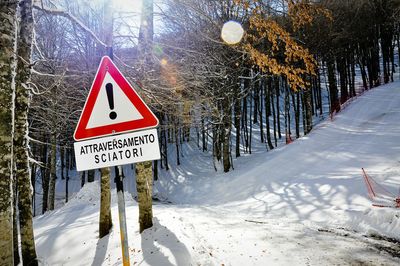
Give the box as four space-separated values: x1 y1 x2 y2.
34 81 400 265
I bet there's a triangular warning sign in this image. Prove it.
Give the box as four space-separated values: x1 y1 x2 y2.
74 56 159 141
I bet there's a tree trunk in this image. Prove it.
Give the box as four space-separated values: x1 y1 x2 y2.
87 170 95 182
13 180 20 266
153 159 158 181
81 171 86 188
253 85 258 124
338 57 348 104
284 81 291 143
292 92 300 139
65 147 69 203
359 55 368 90
163 126 169 170
349 54 356 97
249 93 253 154
327 57 340 114
60 144 64 180
14 0 37 263
242 95 248 153
48 133 57 211
136 0 154 233
264 78 274 150
41 135 49 214
201 112 207 152
174 120 180 165
316 69 323 116
31 164 36 216
99 167 112 238
275 78 282 139
222 98 231 172
135 161 153 233
304 88 313 134
0 1 18 264
258 79 264 143
271 87 277 147
234 96 241 157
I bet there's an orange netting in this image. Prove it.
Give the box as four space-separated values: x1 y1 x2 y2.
362 168 400 208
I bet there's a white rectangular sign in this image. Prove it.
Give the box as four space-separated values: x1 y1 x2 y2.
74 128 160 171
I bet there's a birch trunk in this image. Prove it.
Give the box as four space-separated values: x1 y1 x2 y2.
0 1 18 264
12 180 19 266
13 0 38 264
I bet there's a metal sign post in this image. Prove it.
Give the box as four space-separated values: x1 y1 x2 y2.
115 165 130 266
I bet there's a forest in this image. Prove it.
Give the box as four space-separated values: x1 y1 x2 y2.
1 0 400 265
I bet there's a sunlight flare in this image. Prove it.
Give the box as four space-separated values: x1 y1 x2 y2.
221 20 244 45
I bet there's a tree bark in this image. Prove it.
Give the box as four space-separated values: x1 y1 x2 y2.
87 170 95 182
14 0 38 263
292 92 300 139
234 95 241 157
47 132 57 211
12 180 19 266
60 144 64 180
136 0 154 233
258 79 264 143
135 161 153 233
0 1 18 264
222 98 231 172
81 171 86 188
264 78 274 150
327 57 340 114
271 87 277 147
99 167 112 238
284 81 291 143
41 135 49 214
275 78 281 139
65 147 69 203
304 88 313 134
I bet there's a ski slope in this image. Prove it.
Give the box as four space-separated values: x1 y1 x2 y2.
34 81 400 265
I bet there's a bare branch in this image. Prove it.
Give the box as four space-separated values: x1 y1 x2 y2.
33 4 107 48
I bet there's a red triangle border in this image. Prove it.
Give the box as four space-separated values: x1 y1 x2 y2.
74 56 159 141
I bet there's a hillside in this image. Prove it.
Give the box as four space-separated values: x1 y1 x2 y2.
34 81 400 265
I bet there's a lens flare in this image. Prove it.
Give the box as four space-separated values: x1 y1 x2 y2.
221 21 244 45
160 58 168 66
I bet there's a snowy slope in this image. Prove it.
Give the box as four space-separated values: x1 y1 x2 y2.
34 81 400 265
156 81 400 233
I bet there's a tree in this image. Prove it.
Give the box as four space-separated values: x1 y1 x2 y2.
99 0 113 238
0 1 18 264
136 0 155 233
13 0 38 264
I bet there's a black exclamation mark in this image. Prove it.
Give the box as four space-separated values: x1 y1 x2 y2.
106 83 117 120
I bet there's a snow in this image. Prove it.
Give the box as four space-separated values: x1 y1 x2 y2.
34 81 400 265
